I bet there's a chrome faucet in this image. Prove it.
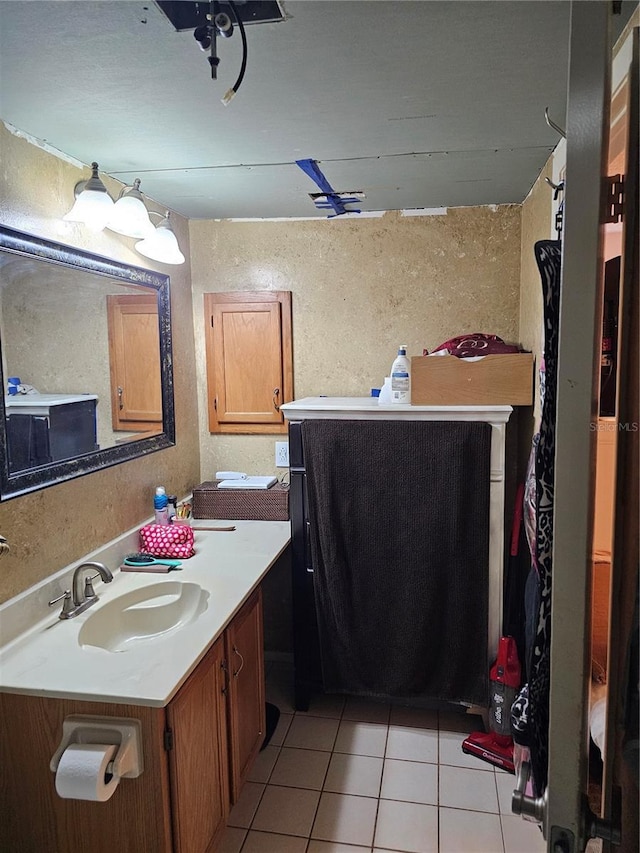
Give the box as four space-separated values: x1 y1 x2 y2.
48 561 114 620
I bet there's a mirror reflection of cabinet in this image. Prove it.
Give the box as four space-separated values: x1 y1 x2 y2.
5 395 98 474
107 294 162 434
0 225 175 501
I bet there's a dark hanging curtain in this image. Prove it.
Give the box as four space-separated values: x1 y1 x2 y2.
301 418 492 706
529 238 563 794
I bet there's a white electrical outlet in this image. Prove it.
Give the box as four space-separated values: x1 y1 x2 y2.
275 441 289 467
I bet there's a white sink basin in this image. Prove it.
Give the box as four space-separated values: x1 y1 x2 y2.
78 581 209 652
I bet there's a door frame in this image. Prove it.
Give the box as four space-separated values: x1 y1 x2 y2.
546 1 611 850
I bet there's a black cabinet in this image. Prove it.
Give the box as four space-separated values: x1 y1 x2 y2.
289 420 323 711
6 396 98 474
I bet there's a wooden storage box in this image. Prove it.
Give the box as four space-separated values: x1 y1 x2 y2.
411 353 534 406
192 480 289 521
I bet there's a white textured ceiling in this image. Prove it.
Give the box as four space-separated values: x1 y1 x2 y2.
0 1 579 219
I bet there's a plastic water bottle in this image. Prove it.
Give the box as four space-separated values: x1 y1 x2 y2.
166 495 177 524
154 486 169 525
390 345 411 404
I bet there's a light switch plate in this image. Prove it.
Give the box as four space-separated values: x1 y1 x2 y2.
275 441 289 467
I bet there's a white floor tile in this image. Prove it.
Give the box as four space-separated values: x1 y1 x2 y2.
218 825 246 853
227 782 265 828
440 807 504 853
343 696 391 723
311 792 378 847
241 830 308 852
247 744 280 783
251 785 320 837
270 746 331 790
386 724 438 764
308 842 371 852
381 758 438 805
439 765 499 813
334 720 388 757
438 709 485 734
389 705 438 729
374 799 439 853
439 729 494 770
324 752 384 797
284 714 340 751
495 768 519 813
501 814 546 853
299 692 346 718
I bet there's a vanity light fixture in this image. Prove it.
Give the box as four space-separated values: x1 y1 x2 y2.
106 179 155 239
135 211 185 266
63 162 115 233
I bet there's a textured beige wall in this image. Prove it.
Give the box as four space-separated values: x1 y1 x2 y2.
0 124 200 602
190 205 522 480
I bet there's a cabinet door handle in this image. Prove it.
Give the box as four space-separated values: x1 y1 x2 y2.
232 646 244 678
273 387 280 411
117 386 124 410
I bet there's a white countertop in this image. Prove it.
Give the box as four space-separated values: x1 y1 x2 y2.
280 396 512 423
0 521 290 707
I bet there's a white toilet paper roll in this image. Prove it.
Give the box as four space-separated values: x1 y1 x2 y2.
55 743 119 802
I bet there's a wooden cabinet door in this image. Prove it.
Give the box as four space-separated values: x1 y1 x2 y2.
204 291 292 434
225 589 266 803
0 693 172 853
166 637 229 853
107 293 162 431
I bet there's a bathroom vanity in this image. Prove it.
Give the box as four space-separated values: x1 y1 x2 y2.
0 521 290 853
4 393 98 473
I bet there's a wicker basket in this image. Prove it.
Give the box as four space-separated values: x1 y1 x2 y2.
192 480 289 521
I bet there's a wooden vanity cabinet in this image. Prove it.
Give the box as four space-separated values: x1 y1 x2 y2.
0 693 173 853
225 589 266 803
0 592 266 852
166 636 229 853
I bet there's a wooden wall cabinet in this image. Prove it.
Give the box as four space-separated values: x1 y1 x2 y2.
0 592 266 852
204 291 293 434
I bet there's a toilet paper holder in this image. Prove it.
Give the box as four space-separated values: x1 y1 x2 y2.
50 715 144 780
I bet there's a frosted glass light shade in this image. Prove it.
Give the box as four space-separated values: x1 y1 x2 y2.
63 162 114 233
107 180 155 239
135 214 185 265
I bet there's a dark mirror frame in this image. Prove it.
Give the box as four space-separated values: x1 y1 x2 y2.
0 224 175 501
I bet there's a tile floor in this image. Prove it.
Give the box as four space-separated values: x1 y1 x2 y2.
220 661 546 853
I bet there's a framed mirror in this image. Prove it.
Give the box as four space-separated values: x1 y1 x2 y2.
0 225 175 500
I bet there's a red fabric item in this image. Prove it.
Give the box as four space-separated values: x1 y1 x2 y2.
431 333 521 358
139 523 195 558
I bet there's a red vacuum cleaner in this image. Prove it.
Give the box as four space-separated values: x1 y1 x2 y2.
462 635 521 773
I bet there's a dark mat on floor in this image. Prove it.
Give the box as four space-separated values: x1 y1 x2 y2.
261 702 280 750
